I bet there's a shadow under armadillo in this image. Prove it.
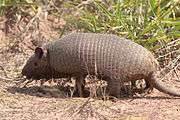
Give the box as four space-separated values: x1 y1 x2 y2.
6 85 180 100
7 85 75 98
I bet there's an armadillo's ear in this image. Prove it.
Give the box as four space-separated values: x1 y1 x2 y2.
35 47 47 59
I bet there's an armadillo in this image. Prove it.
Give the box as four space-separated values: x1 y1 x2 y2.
22 33 180 97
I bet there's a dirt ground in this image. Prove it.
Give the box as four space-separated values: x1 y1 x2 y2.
0 5 180 120
0 76 180 120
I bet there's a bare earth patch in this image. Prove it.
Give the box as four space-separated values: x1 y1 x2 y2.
0 79 180 120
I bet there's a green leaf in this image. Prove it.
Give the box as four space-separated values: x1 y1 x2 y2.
149 42 168 51
63 2 92 18
146 29 165 48
93 0 114 19
59 23 67 38
167 32 180 37
60 15 95 33
80 16 106 27
41 32 56 41
144 1 149 27
63 2 106 26
162 20 180 26
171 26 180 32
92 18 98 33
159 0 172 11
122 18 141 28
136 22 158 39
2 2 42 6
120 19 134 40
150 0 156 10
116 0 120 19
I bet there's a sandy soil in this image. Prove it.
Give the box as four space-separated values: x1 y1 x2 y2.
0 78 180 120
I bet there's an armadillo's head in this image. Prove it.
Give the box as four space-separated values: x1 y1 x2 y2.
22 47 51 80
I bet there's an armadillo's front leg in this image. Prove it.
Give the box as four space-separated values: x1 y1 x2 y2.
74 74 85 97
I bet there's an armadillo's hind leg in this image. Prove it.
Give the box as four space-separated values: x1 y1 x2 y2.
137 73 154 96
145 72 155 94
144 80 150 90
105 78 122 98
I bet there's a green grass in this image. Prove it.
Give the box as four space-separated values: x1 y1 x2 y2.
58 0 180 51
0 0 179 51
0 0 42 16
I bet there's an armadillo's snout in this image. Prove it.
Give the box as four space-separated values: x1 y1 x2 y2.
21 64 36 79
21 65 28 76
21 67 31 79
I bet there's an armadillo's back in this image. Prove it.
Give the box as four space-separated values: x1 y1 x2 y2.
48 33 155 82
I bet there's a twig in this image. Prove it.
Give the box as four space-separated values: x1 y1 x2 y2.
160 63 180 81
16 78 27 86
0 65 8 77
160 55 180 75
0 76 14 82
72 97 91 117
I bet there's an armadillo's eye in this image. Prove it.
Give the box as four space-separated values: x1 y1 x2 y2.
34 62 38 66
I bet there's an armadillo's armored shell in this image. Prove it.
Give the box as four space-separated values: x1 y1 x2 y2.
47 33 154 82
23 32 180 97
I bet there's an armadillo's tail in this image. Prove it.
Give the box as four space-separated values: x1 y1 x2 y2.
149 71 180 97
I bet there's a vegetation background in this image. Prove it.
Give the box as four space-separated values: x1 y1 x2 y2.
0 0 179 119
